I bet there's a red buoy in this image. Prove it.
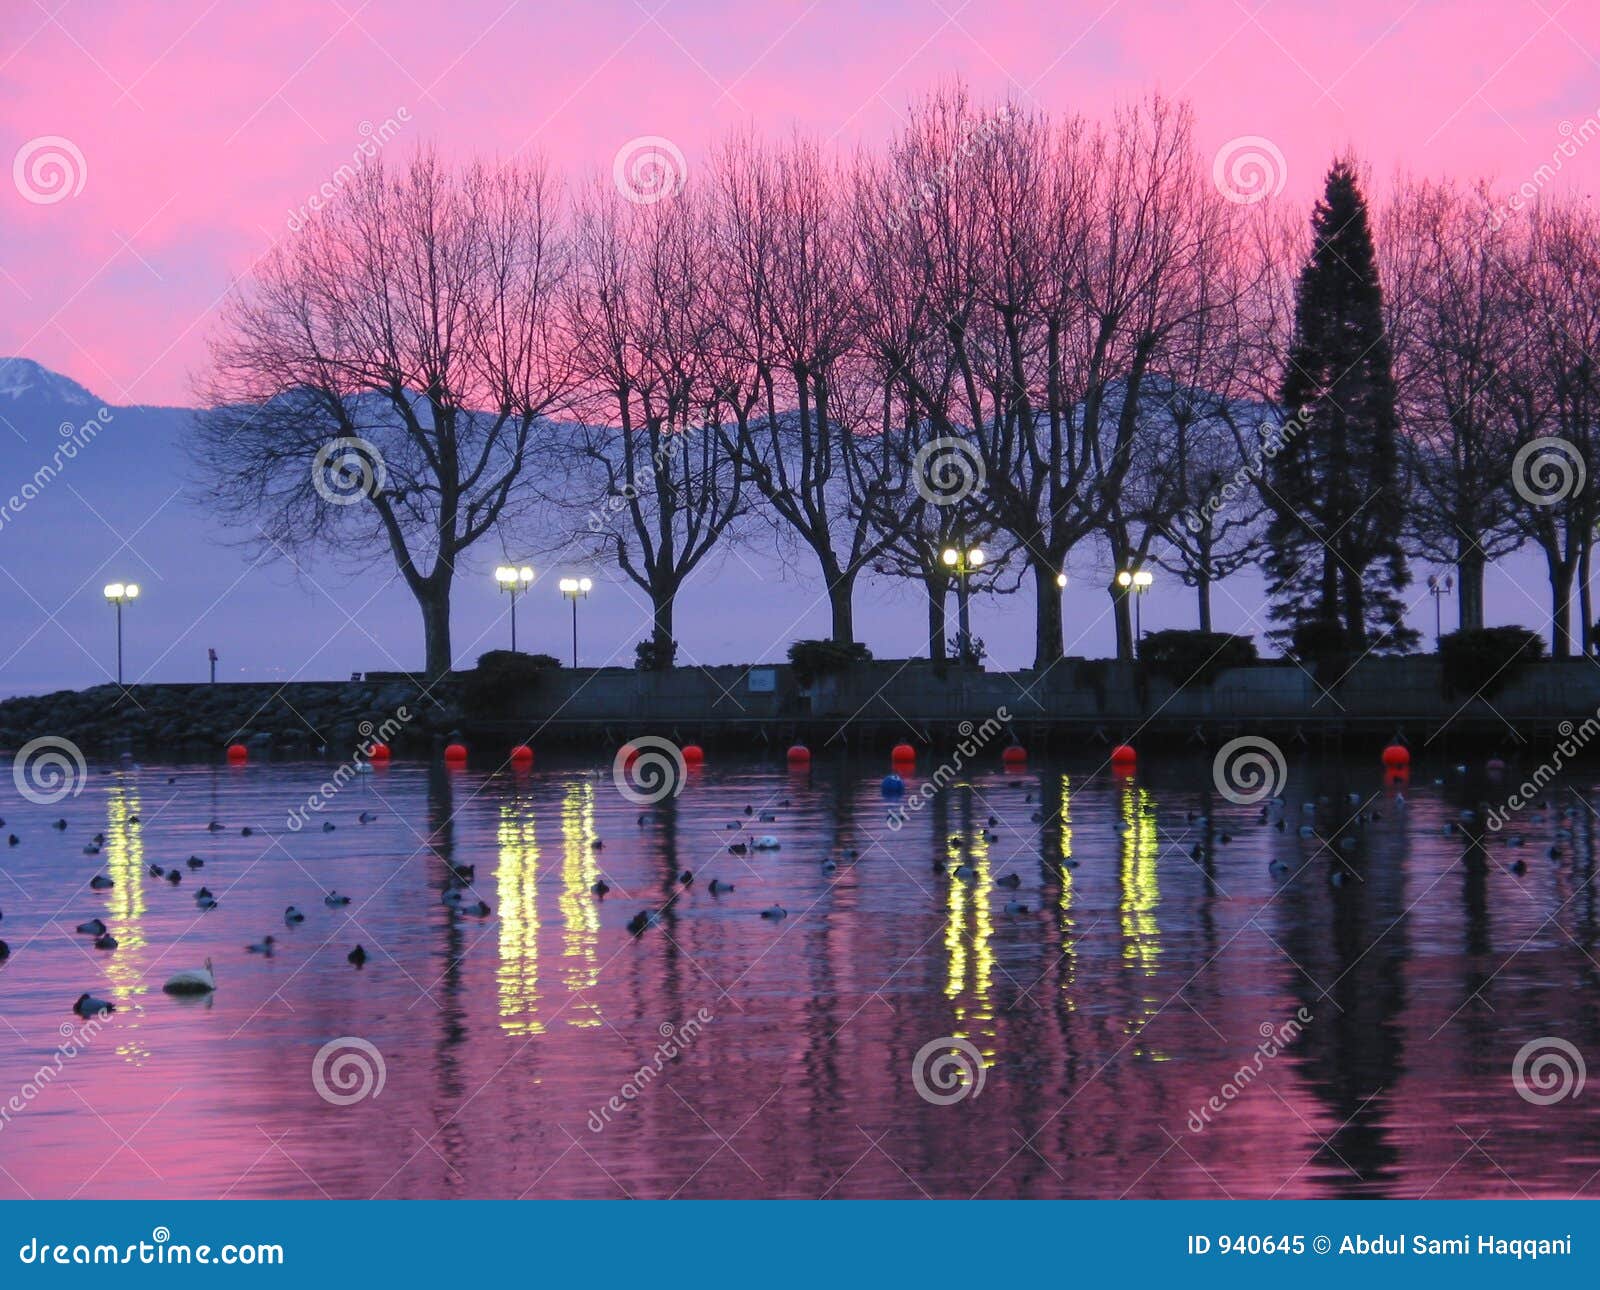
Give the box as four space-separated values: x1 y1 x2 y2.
891 742 916 764
1002 744 1027 766
1110 744 1137 767
1381 744 1410 769
786 744 811 766
368 742 391 762
682 744 705 765
509 744 534 767
444 742 468 763
226 743 248 763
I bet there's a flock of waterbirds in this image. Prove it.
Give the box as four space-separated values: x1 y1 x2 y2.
0 755 1579 1027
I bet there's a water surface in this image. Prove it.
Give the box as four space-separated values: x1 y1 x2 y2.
0 751 1595 1198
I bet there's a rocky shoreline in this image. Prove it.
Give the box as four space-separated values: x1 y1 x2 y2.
0 679 461 758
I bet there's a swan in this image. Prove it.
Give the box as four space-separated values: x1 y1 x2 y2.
186 856 204 869
728 842 748 855
83 844 100 856
953 864 976 880
89 874 114 890
324 891 351 907
708 879 735 894
347 944 367 965
322 821 336 832
591 879 610 897
148 864 165 877
241 827 254 837
995 873 1021 889
165 870 182 885
1510 859 1528 876
284 906 305 924
359 811 377 824
207 821 224 832
451 863 475 881
759 905 787 919
94 933 117 950
246 936 275 955
626 910 659 934
196 893 218 910
162 958 215 994
52 819 68 830
821 859 838 874
678 870 693 887
74 992 114 1016
752 836 781 850
758 811 777 822
75 918 106 936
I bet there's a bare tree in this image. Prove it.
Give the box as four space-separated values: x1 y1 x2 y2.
192 151 570 678
1497 196 1600 656
1382 178 1523 634
710 134 910 644
558 183 746 667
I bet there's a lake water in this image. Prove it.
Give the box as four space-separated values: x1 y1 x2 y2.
0 750 1595 1199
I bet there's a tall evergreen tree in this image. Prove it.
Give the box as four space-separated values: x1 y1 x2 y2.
1264 160 1418 655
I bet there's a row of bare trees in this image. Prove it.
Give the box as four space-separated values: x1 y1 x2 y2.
193 89 1600 677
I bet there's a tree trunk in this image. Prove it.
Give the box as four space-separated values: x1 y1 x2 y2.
1549 559 1575 658
1196 574 1213 633
926 577 947 663
1033 561 1063 669
1581 543 1594 656
1457 550 1485 632
419 582 452 681
1109 579 1133 661
1341 567 1367 650
825 563 856 645
651 582 676 667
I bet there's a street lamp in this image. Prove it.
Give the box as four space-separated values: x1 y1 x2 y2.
1116 566 1154 645
1427 572 1454 647
558 576 592 668
103 582 139 684
1056 572 1068 589
494 565 534 651
941 543 986 663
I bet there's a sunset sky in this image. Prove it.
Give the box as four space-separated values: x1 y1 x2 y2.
6 0 1600 408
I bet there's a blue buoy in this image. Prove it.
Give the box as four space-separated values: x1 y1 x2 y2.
881 773 905 797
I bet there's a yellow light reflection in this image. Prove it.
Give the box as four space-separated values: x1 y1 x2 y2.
103 782 151 1062
496 802 541 1035
1118 780 1164 1052
559 781 601 1027
943 793 996 1065
1057 773 1077 1008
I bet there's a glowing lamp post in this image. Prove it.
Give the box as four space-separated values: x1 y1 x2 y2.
941 543 985 663
103 582 139 685
1116 566 1154 646
494 565 534 652
558 577 592 668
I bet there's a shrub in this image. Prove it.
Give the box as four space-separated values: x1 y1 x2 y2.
1438 626 1543 699
462 650 559 716
1285 618 1348 664
787 639 872 686
1138 629 1257 686
634 638 677 672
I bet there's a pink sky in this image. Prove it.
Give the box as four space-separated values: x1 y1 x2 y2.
4 0 1600 407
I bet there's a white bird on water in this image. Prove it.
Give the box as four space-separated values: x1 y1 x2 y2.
162 958 215 994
